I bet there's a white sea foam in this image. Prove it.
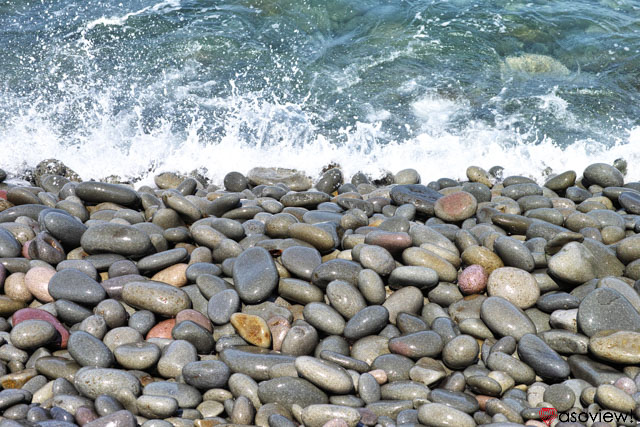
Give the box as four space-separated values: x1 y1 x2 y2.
1 83 638 188
84 0 181 30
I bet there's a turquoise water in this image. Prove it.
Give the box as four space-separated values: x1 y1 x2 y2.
1 0 639 183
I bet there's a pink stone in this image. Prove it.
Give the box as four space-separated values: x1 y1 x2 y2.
146 319 176 340
364 231 412 255
21 240 32 260
0 190 6 200
614 377 637 395
176 309 212 332
434 191 477 222
457 264 488 295
12 308 69 348
24 267 55 303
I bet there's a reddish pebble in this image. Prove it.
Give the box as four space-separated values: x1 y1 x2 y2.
267 315 291 352
364 231 412 255
434 191 478 222
146 318 176 340
476 395 496 411
0 190 6 200
176 309 212 332
457 264 488 295
21 240 32 260
11 308 69 348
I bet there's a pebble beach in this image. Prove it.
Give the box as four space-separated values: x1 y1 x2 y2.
0 159 640 427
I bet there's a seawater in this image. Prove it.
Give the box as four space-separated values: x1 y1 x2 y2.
1 0 639 184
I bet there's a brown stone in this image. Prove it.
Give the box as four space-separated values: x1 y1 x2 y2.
230 313 272 348
146 319 176 340
151 263 188 287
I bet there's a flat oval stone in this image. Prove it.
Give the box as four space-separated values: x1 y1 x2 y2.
356 244 396 276
389 331 443 359
388 266 438 291
326 280 367 319
280 246 322 280
74 367 140 400
219 348 295 381
233 247 279 304
278 278 324 304
486 267 539 309
311 259 361 289
182 360 231 389
517 333 570 380
10 319 58 350
137 248 188 273
343 305 389 340
257 377 328 410
75 182 139 206
428 389 479 414
294 356 354 394
42 212 87 248
113 342 161 370
577 287 640 337
81 223 152 256
596 384 635 412
122 281 191 317
486 351 536 385
68 331 114 368
434 191 477 221
589 331 640 364
480 296 536 341
303 302 345 335
136 395 178 419
402 247 457 282
417 403 475 427
48 269 106 306
288 223 336 252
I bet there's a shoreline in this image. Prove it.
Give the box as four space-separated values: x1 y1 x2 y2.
0 158 638 425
